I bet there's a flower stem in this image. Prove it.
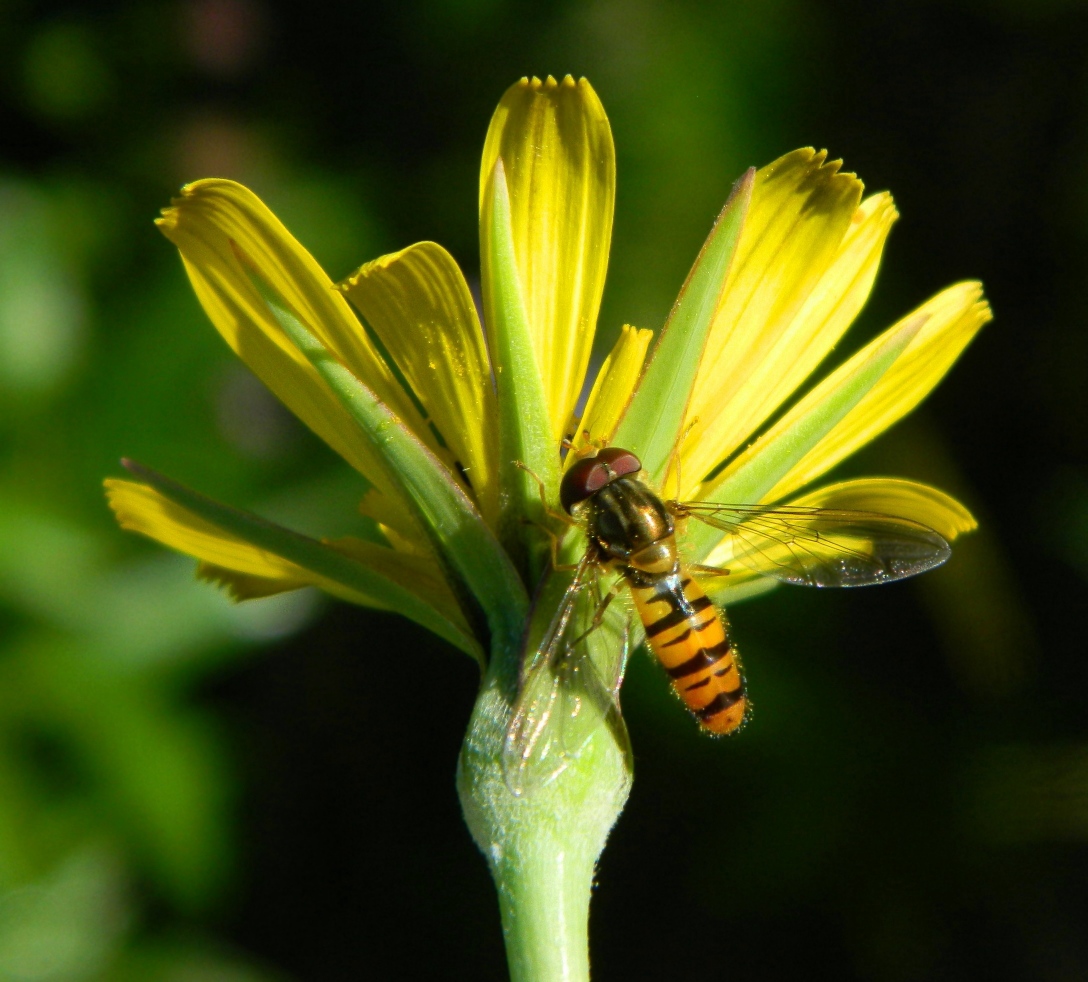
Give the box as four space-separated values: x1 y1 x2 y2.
458 635 631 981
492 819 594 982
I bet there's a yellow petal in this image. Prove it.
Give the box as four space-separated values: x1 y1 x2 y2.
681 150 866 490
108 478 319 584
480 75 615 447
323 536 470 634
358 487 425 556
340 242 499 526
157 179 428 544
570 324 653 458
763 281 991 501
106 479 473 641
786 477 977 540
702 573 780 608
197 563 309 600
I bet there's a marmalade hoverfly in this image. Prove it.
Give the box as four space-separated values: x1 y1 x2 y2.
503 446 951 795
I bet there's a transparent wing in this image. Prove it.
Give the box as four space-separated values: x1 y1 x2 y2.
503 556 632 797
671 501 951 588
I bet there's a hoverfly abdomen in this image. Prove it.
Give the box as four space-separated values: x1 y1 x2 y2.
630 574 747 735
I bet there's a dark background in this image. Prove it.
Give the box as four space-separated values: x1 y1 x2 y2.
0 1 1085 979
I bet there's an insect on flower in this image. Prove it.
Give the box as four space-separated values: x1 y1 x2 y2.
104 74 988 811
101 72 994 980
503 445 951 795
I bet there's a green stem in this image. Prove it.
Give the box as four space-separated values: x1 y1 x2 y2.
458 625 631 981
494 828 594 982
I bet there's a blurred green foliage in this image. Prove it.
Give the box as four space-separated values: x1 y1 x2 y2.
0 0 1086 979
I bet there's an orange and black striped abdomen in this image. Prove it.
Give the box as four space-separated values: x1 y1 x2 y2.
631 573 747 734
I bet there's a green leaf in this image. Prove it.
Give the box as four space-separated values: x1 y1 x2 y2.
687 314 926 560
121 460 485 663
242 255 529 655
480 159 561 580
611 168 754 482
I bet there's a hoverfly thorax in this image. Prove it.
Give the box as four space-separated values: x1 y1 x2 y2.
589 480 677 572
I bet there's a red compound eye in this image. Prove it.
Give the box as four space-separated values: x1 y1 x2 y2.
559 447 643 512
594 446 642 478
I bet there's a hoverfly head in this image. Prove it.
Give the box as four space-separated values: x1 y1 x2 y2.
559 446 642 513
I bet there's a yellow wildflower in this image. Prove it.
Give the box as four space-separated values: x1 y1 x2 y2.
107 76 985 644
105 75 989 982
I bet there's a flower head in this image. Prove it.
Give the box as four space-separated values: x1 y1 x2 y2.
107 74 985 651
106 75 988 981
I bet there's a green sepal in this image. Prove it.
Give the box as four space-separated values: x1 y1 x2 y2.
480 159 561 581
241 259 529 655
687 314 926 560
611 168 754 482
120 460 485 663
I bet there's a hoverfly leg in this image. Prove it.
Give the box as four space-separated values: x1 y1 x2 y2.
520 517 580 572
564 430 609 463
662 415 699 501
687 562 732 578
565 577 624 652
514 460 578 527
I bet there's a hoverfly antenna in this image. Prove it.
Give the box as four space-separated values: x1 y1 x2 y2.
559 447 642 512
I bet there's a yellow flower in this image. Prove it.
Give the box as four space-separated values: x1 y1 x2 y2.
105 74 990 982
107 75 986 660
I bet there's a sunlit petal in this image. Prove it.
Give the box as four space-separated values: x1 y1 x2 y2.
341 242 500 526
682 150 865 488
480 75 615 446
109 478 318 585
690 475 975 572
244 291 527 649
763 281 991 501
786 477 976 541
157 179 431 542
693 313 923 552
106 478 481 660
612 172 753 487
572 324 653 458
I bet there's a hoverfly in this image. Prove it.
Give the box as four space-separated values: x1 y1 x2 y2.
503 446 951 795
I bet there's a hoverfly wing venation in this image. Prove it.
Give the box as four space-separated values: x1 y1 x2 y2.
503 558 588 797
502 560 633 796
557 578 632 763
578 566 633 700
673 502 951 588
515 553 590 689
503 652 566 796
